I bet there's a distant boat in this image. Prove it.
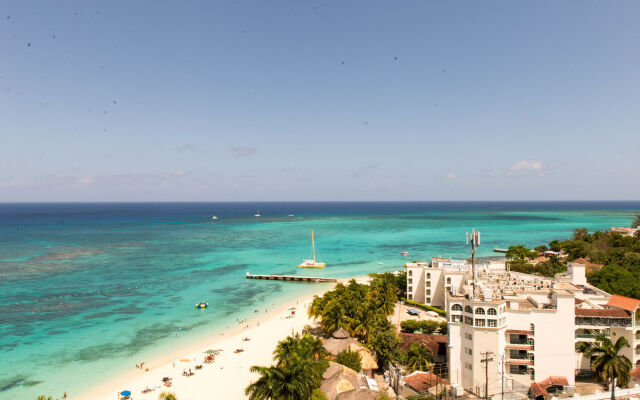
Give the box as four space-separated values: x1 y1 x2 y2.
211 216 218 220
288 214 294 217
298 230 325 268
401 251 409 256
254 209 261 217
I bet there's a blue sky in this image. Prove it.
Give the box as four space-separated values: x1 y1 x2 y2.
1 1 639 201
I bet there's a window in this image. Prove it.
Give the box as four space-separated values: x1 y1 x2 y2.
452 304 463 312
408 286 412 292
465 306 473 313
426 281 431 286
465 332 473 340
488 319 497 327
475 319 486 327
466 347 473 355
426 297 431 303
465 316 473 325
465 362 473 370
408 294 413 300
475 308 485 315
408 270 412 276
427 273 431 279
451 315 463 323
446 277 451 284
487 308 497 315
426 289 431 295
408 278 413 284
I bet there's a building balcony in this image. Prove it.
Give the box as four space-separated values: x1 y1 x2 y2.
505 344 533 351
575 333 597 339
506 359 533 366
575 317 631 328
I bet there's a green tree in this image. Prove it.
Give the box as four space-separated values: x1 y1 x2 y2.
577 335 632 400
632 214 640 229
506 245 536 263
311 389 329 400
159 393 178 400
405 343 433 372
367 325 402 367
336 350 362 372
245 362 318 400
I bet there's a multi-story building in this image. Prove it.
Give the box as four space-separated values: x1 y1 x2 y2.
405 257 505 308
407 258 640 399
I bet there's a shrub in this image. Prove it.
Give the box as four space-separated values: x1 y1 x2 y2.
336 349 362 372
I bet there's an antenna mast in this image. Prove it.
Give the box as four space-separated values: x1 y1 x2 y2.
466 228 480 297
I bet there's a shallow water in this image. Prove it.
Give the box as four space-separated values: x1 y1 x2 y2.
0 201 638 399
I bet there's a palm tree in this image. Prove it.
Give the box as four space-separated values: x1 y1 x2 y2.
159 392 178 400
245 362 317 400
577 334 632 400
406 343 434 372
632 213 640 228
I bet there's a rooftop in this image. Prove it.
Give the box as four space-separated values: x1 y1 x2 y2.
607 294 640 312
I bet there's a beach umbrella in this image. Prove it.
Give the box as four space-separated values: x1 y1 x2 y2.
289 307 296 310
204 349 217 354
120 390 131 396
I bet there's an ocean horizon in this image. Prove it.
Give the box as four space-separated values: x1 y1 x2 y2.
1 201 639 399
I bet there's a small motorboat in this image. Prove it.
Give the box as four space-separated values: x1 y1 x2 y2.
195 302 208 309
211 216 218 220
401 251 409 256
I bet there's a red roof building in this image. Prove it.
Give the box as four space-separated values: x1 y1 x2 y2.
607 294 640 312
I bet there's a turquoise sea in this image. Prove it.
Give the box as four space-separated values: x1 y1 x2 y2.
1 202 639 399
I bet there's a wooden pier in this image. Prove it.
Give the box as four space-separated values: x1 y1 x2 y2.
246 272 338 283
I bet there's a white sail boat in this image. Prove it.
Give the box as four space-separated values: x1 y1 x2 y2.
297 230 325 268
254 209 261 217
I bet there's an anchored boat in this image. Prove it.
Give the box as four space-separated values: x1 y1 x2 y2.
297 230 325 268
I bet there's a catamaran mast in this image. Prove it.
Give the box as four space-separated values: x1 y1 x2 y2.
311 230 316 263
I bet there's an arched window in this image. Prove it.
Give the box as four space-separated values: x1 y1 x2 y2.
452 304 463 312
487 308 497 315
475 308 485 315
465 306 473 313
446 277 451 284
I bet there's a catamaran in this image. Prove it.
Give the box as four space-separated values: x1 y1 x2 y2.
298 230 325 268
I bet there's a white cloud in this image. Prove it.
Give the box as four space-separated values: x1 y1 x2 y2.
510 160 545 171
229 147 257 157
508 160 548 176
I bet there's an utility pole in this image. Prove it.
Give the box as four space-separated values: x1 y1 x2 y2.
466 229 481 297
481 351 494 400
500 354 505 400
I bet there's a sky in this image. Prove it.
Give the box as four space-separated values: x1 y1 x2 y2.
1 1 639 201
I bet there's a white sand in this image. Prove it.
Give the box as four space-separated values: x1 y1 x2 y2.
81 288 330 400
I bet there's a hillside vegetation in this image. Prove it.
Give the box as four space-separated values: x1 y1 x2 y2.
506 223 640 298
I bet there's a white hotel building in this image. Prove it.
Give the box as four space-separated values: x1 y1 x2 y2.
406 258 640 399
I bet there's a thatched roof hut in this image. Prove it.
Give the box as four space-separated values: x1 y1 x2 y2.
348 343 378 371
320 362 361 400
323 329 358 355
334 388 380 400
332 327 351 339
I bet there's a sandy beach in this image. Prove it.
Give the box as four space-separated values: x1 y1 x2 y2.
80 287 331 400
